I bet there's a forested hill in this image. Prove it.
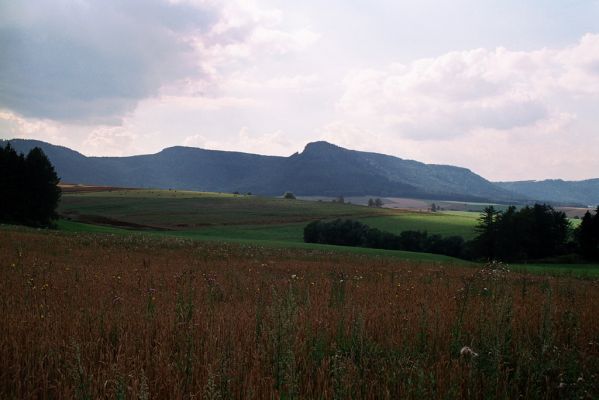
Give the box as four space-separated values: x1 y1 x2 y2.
495 179 599 206
4 138 524 202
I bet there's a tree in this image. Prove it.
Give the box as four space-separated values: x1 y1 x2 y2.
473 204 572 262
473 206 499 260
374 198 383 208
0 143 26 222
368 198 374 207
0 144 61 227
23 148 62 226
283 191 296 199
578 208 599 260
431 203 437 212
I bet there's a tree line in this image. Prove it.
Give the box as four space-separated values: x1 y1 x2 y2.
473 204 570 262
304 204 599 262
0 143 61 227
304 219 467 258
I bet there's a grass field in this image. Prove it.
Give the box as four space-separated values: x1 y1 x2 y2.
3 190 598 397
1 228 597 399
55 220 467 264
58 190 395 229
59 189 481 239
54 189 599 277
360 211 479 239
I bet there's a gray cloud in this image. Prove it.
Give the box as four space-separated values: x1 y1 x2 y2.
0 0 217 122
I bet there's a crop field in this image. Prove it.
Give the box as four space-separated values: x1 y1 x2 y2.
1 228 598 399
58 190 395 229
55 189 598 275
58 189 480 239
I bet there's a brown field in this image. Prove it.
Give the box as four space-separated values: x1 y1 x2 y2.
58 184 139 194
1 228 598 399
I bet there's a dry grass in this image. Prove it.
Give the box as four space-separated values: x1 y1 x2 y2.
1 228 598 399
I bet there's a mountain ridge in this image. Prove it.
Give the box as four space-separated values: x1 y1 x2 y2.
3 138 597 205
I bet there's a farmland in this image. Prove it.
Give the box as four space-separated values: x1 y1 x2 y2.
57 189 480 241
2 188 599 398
56 189 596 275
58 189 395 229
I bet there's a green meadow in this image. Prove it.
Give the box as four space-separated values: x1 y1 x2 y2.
55 189 599 277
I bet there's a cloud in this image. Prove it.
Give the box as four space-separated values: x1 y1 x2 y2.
319 34 599 180
84 126 140 156
0 0 217 122
334 34 599 141
0 109 67 143
0 0 319 123
184 126 293 155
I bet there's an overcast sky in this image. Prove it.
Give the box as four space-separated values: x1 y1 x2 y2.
1 0 599 181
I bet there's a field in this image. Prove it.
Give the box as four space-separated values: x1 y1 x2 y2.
58 190 394 229
2 188 599 398
58 189 480 240
1 228 598 399
56 189 594 274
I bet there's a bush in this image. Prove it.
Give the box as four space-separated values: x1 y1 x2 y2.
283 191 296 200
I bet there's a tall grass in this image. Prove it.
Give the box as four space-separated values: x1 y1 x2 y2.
0 229 598 399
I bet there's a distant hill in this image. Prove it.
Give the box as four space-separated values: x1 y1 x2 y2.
2 138 527 202
495 179 599 207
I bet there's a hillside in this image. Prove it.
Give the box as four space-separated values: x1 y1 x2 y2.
5 138 522 202
496 179 599 206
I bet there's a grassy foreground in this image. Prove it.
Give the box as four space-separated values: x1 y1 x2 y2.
1 228 598 399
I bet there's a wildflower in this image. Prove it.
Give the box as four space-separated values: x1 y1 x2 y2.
460 346 479 358
291 274 298 280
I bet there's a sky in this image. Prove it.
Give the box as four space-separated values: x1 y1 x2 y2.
1 0 599 181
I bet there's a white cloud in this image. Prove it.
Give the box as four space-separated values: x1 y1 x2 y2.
0 110 67 144
334 34 599 141
84 126 140 156
320 34 599 180
184 126 293 155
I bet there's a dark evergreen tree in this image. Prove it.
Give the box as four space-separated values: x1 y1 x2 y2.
473 203 571 262
23 147 61 226
473 206 499 260
0 143 26 223
0 144 61 227
578 208 599 260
